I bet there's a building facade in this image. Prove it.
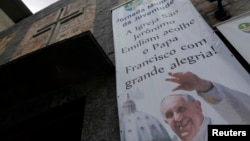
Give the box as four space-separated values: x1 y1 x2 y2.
0 0 249 141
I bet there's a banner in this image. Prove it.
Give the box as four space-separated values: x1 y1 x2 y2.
112 0 250 141
216 11 250 64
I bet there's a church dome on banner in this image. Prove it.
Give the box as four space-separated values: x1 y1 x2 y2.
121 94 172 141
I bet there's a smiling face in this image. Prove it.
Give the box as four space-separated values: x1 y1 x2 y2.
160 95 204 141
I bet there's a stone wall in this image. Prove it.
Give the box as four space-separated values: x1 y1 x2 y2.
0 0 249 141
191 0 250 25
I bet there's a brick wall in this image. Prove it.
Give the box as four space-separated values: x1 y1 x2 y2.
0 0 249 141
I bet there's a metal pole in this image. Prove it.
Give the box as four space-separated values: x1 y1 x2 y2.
214 0 231 21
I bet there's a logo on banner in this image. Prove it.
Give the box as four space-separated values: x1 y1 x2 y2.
238 22 250 33
124 0 143 11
